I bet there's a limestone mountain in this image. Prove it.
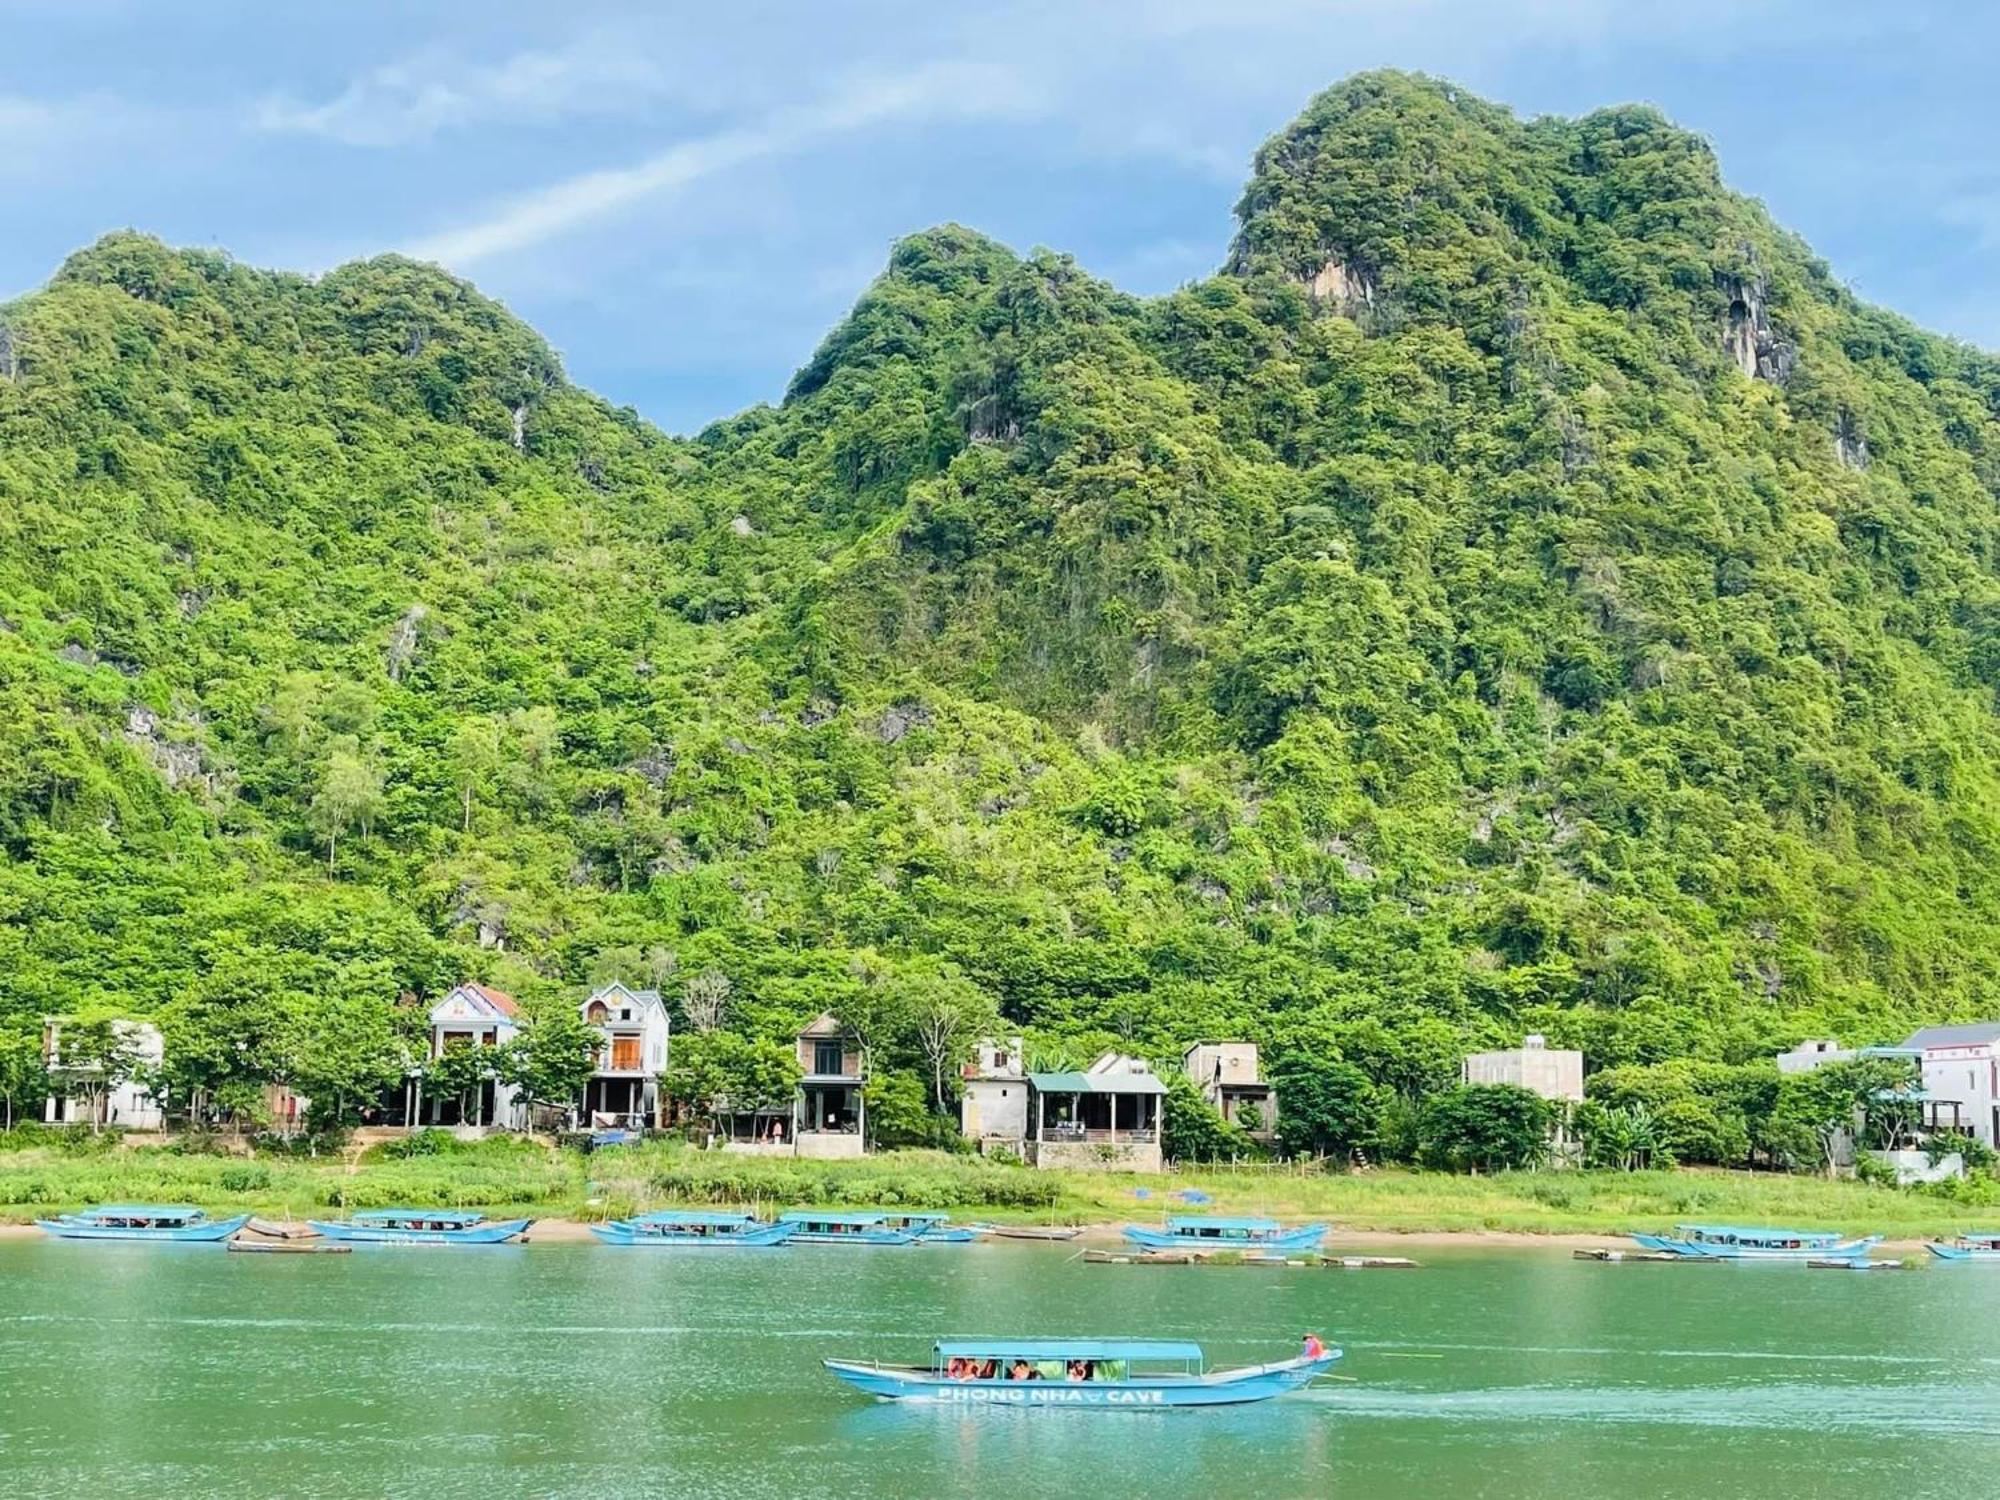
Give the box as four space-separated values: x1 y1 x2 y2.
4 72 1999 1123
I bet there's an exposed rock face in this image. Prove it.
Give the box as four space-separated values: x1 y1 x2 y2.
877 701 933 744
1304 256 1377 319
123 705 207 790
0 321 15 381
729 515 756 537
510 403 528 451
1835 407 1870 470
385 604 427 682
1717 265 1796 384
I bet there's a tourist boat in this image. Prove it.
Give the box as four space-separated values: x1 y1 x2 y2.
35 1205 251 1242
882 1212 979 1243
824 1338 1341 1407
305 1209 533 1245
1628 1224 1881 1260
987 1225 1081 1242
1926 1232 2000 1262
591 1211 794 1246
1122 1215 1329 1253
777 1211 923 1245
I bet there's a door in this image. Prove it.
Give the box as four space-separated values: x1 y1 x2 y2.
611 1036 641 1072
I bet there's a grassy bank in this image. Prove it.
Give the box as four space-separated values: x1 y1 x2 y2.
1 1133 1997 1238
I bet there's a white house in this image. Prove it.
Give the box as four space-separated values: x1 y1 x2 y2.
396 982 522 1129
962 1048 1166 1171
580 981 669 1129
1461 1035 1584 1101
42 1018 164 1130
1903 1022 2000 1146
961 1036 1029 1149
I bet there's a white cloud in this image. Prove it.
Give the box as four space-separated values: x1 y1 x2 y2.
402 61 1040 269
255 32 682 147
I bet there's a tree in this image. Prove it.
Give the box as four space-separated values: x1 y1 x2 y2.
1270 1054 1384 1162
1417 1085 1553 1173
1766 1057 1920 1176
1161 1070 1259 1162
663 1032 799 1134
895 961 998 1111
48 1018 140 1131
1572 1100 1670 1171
499 1005 599 1131
424 1043 498 1128
0 1025 48 1130
312 738 385 873
272 991 407 1130
448 716 504 833
680 968 732 1034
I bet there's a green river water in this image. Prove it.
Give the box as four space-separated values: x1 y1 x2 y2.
1 1237 1997 1497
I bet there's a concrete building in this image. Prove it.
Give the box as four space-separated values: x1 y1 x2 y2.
41 1018 164 1130
398 982 522 1129
1183 1040 1276 1142
960 1036 1029 1150
579 982 669 1129
1461 1035 1584 1102
721 1013 867 1158
1902 1022 2000 1146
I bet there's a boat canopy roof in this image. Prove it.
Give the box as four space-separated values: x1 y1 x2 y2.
935 1339 1204 1362
887 1212 949 1223
779 1211 890 1225
1678 1224 1841 1240
1165 1215 1280 1231
84 1204 206 1220
630 1210 758 1226
353 1208 488 1225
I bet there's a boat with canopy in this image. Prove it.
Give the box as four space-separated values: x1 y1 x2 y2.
1122 1215 1328 1253
1628 1224 1880 1260
880 1212 978 1243
35 1205 251 1242
591 1210 793 1246
305 1209 533 1245
1927 1231 2000 1262
777 1211 922 1245
824 1337 1340 1407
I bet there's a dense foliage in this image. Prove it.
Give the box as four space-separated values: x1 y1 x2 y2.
4 73 2000 1144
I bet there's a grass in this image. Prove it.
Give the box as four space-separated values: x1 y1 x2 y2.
1 1131 1997 1240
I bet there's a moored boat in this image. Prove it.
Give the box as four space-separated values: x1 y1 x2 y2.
1926 1232 2000 1262
1629 1224 1880 1260
305 1209 533 1245
1123 1215 1328 1253
591 1211 794 1246
35 1205 251 1243
777 1210 921 1245
824 1338 1340 1408
881 1212 978 1243
987 1225 1081 1241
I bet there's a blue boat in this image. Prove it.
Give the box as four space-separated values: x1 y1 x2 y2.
1926 1232 2000 1262
305 1209 533 1245
778 1211 922 1245
35 1205 251 1243
824 1338 1341 1408
1123 1215 1329 1253
591 1211 794 1247
1629 1224 1881 1260
882 1212 978 1243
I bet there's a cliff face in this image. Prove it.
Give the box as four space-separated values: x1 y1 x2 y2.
4 73 2000 1089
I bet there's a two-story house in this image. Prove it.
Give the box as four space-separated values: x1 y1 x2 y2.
1903 1022 2000 1146
1183 1040 1277 1143
41 1017 164 1130
719 1012 868 1158
580 981 669 1129
399 982 521 1129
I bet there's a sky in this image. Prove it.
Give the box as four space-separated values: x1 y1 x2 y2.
3 1 1997 434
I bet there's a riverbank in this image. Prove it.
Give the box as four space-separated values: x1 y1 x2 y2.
4 1134 1997 1238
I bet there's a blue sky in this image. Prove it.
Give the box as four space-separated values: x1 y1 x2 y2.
3 1 1995 433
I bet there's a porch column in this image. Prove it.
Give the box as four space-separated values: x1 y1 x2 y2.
1109 1093 1118 1144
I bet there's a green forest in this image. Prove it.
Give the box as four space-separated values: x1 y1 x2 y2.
5 72 2000 1162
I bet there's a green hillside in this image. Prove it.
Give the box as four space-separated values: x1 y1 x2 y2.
5 72 2000 1136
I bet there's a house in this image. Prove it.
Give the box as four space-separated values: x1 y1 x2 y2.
1183 1040 1276 1142
579 982 669 1129
960 1036 1029 1149
1776 1038 1855 1074
1461 1035 1584 1102
1902 1022 2000 1146
41 1018 164 1131
394 982 522 1129
721 1013 867 1159
961 1046 1166 1171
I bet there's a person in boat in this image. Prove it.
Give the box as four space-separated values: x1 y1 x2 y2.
978 1360 998 1380
1302 1332 1326 1359
1066 1360 1092 1382
946 1357 968 1380
1008 1359 1033 1381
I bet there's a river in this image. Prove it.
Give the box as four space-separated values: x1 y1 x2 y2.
1 1238 1996 1496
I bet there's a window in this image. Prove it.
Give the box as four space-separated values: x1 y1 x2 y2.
814 1039 843 1075
611 1037 642 1072
585 1002 608 1024
994 1050 1010 1070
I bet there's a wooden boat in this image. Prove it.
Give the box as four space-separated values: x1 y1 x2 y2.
986 1225 1081 1242
824 1338 1340 1408
1123 1215 1328 1253
35 1205 251 1243
881 1212 978 1243
591 1211 794 1246
1926 1232 2000 1262
777 1211 922 1245
228 1240 353 1254
1628 1224 1881 1261
305 1209 533 1245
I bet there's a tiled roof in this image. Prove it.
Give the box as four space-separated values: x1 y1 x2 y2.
1904 1021 2000 1049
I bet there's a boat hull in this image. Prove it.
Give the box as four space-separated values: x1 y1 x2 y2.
823 1353 1340 1408
1926 1242 2000 1261
306 1218 533 1244
785 1229 922 1245
1123 1224 1328 1253
35 1213 251 1243
591 1221 794 1247
916 1227 979 1243
1629 1233 1880 1260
